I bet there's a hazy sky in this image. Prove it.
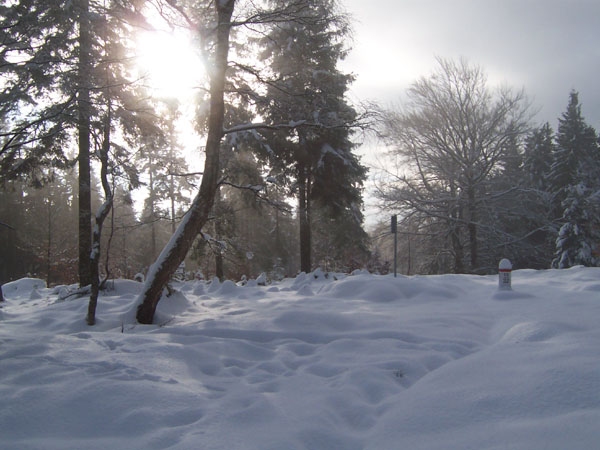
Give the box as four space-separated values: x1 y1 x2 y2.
342 0 600 129
339 0 599 225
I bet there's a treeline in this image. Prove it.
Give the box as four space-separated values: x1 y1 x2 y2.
0 152 369 285
372 59 600 274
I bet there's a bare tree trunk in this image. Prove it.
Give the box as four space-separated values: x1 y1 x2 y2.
214 189 224 281
78 0 92 288
104 185 116 279
215 249 224 281
407 232 411 276
148 154 157 259
450 226 464 273
46 198 52 287
87 100 113 325
448 183 465 274
170 173 176 234
136 1 235 324
298 164 311 273
449 200 465 274
467 186 478 270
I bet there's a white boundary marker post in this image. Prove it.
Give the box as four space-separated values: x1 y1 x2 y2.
498 259 512 290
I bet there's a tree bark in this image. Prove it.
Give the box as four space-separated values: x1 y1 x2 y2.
298 164 311 273
215 250 224 281
467 186 478 270
77 0 92 288
136 1 235 324
449 197 465 273
46 197 52 287
214 190 224 281
450 225 465 273
87 100 113 326
148 154 157 259
170 173 176 234
448 183 465 273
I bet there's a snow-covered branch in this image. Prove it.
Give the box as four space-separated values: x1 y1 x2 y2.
222 119 361 135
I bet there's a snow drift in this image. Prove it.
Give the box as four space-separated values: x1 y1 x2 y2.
1 267 599 449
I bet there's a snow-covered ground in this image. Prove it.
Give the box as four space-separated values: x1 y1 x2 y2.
1 267 599 450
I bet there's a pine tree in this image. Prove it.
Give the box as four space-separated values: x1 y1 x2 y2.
1 0 154 288
549 91 599 206
550 91 600 267
136 101 194 266
505 123 558 267
312 204 370 272
0 0 75 183
255 0 367 273
523 123 555 191
553 183 600 268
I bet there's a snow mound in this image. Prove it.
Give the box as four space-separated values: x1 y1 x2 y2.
154 290 193 323
216 279 238 296
108 279 143 296
2 277 46 299
499 321 582 344
207 277 221 293
191 281 206 296
29 287 43 300
320 273 462 303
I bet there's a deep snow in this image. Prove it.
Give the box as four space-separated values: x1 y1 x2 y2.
1 268 599 449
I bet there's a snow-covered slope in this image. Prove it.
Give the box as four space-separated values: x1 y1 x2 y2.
1 268 599 449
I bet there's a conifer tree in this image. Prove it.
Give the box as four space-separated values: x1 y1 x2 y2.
549 91 599 206
505 123 557 267
523 123 555 192
550 91 600 268
553 183 600 268
1 0 152 288
255 0 367 273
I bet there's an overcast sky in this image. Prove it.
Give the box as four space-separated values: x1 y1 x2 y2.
339 0 599 225
341 0 600 129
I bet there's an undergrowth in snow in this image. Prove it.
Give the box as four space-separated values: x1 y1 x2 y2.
1 268 599 449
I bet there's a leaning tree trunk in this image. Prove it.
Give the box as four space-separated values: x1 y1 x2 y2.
136 1 235 324
78 0 92 288
87 101 113 326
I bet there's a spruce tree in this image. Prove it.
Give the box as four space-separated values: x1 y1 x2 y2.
1 0 155 288
549 91 599 205
550 91 600 267
523 123 555 191
553 183 600 268
255 0 367 273
509 123 557 267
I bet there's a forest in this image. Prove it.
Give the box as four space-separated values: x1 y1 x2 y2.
1 0 599 322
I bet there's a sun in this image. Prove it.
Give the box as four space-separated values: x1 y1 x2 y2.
135 29 205 100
